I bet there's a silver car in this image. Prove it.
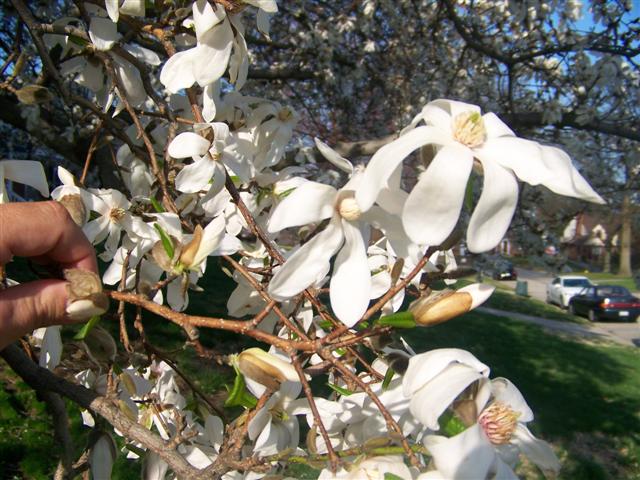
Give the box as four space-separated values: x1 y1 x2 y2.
546 275 593 308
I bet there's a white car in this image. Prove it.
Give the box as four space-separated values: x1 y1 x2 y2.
546 275 593 308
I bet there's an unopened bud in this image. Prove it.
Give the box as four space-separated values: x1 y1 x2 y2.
409 283 494 326
64 269 109 321
178 224 203 269
237 348 298 391
57 194 87 226
452 111 486 148
15 84 52 105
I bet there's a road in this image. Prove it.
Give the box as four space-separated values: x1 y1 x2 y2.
493 268 640 348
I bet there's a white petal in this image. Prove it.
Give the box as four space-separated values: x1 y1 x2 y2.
202 82 220 122
466 160 519 252
1 160 49 197
512 424 561 473
119 0 145 17
425 424 495 479
420 102 453 132
410 363 485 430
39 326 62 370
268 216 344 300
193 0 225 40
168 132 211 159
329 220 370 327
458 283 495 310
192 215 226 266
267 181 337 232
159 49 197 93
143 452 169 480
175 157 216 193
429 98 481 120
88 17 120 51
256 9 272 38
314 138 354 174
490 378 533 422
123 43 161 66
483 112 515 138
403 348 490 397
356 126 442 211
105 0 119 22
244 0 278 13
402 145 473 245
89 434 116 480
193 20 234 87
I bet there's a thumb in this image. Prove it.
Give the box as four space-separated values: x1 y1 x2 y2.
0 280 75 350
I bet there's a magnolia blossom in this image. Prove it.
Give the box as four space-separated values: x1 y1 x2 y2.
424 378 560 479
357 99 604 252
318 455 414 480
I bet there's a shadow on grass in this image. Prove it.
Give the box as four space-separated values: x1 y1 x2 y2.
406 312 640 478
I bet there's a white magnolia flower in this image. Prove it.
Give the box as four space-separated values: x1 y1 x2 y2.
357 99 605 252
0 159 49 203
402 348 490 431
160 1 234 92
424 378 560 479
105 0 145 23
318 455 414 480
247 102 299 171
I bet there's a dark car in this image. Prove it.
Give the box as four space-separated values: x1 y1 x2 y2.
568 285 640 322
484 259 518 281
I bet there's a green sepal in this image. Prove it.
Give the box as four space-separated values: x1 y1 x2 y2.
327 383 355 396
224 370 257 409
150 197 165 213
439 410 467 437
382 367 395 391
154 223 175 259
73 315 101 340
376 311 416 329
384 474 404 480
277 187 296 199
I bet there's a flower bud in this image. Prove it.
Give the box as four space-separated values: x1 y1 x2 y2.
64 269 109 321
409 283 494 326
57 194 87 226
178 224 203 269
237 348 298 391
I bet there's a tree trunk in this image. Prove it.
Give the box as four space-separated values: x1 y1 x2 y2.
618 194 632 276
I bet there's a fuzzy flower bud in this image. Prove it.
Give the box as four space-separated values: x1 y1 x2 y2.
64 269 109 321
237 348 298 391
409 283 494 326
57 194 87 226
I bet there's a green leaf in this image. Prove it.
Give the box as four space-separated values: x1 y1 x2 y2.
464 174 475 212
318 320 332 330
334 348 346 356
439 410 467 437
154 223 175 259
327 383 355 396
73 315 101 340
150 197 165 213
224 371 257 409
277 187 296 199
384 474 404 480
68 35 89 47
376 311 416 329
382 367 395 391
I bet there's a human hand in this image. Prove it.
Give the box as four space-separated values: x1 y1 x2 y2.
0 201 104 350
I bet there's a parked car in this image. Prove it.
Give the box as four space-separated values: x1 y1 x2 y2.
568 285 640 322
546 275 592 308
484 259 518 281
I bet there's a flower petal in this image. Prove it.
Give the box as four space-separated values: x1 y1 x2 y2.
490 378 533 422
402 144 473 246
512 424 561 473
314 138 354 175
410 363 485 430
105 0 119 22
192 20 234 87
267 181 337 232
168 132 211 159
482 112 515 138
425 424 496 479
175 156 216 193
1 160 49 197
466 160 519 253
356 126 442 211
193 0 225 40
192 215 226 267
88 17 120 51
268 216 344 300
330 220 371 327
159 49 197 93
202 81 220 122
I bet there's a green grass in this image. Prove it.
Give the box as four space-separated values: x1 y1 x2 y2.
585 273 638 292
484 288 585 323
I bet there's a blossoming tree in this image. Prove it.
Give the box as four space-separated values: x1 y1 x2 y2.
0 1 631 479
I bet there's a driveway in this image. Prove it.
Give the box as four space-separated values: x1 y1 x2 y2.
489 268 640 348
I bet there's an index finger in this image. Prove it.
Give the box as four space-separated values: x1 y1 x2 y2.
0 201 98 273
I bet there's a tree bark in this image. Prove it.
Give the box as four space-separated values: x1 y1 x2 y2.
618 194 632 276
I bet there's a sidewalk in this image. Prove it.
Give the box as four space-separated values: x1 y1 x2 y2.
477 307 638 347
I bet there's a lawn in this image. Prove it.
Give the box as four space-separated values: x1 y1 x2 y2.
585 273 638 292
2 259 639 479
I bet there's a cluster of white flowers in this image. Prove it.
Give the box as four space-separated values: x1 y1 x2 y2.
1 0 607 478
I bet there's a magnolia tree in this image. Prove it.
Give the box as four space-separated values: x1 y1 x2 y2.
0 1 610 479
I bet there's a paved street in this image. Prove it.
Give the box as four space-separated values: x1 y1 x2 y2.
489 268 640 348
